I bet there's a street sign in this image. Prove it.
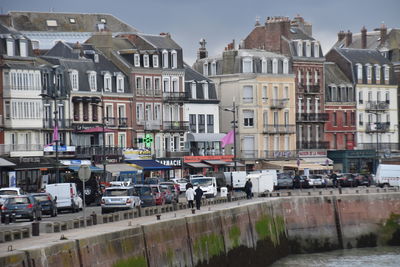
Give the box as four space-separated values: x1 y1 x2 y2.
78 165 91 182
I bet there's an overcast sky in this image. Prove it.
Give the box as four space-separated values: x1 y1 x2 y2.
2 0 399 64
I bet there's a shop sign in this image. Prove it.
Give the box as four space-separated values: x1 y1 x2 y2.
44 145 76 152
298 151 327 157
19 157 41 163
123 149 152 160
60 159 92 166
156 158 182 167
184 155 234 163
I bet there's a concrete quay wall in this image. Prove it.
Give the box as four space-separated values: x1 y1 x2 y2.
1 193 400 267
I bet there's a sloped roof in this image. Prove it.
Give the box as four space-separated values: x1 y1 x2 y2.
336 48 391 65
325 62 352 85
137 33 181 50
289 27 314 41
184 63 212 82
334 29 400 51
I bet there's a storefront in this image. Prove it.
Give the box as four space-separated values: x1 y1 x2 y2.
125 160 171 183
327 150 376 173
183 155 235 176
155 158 183 178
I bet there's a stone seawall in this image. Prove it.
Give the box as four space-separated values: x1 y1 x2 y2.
1 193 400 267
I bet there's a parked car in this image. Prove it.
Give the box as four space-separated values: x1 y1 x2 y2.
159 182 179 203
1 195 42 222
0 187 25 208
31 193 57 217
171 178 188 192
45 183 83 213
134 185 156 207
354 174 372 187
308 175 326 188
338 173 358 187
150 185 166 205
101 186 141 214
276 173 293 189
296 175 310 188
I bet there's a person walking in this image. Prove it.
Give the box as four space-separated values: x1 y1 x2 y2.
330 172 338 188
185 186 195 209
244 179 253 199
194 185 203 210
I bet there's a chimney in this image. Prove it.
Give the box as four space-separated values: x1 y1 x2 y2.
361 26 367 49
197 38 208 60
345 30 352 47
380 23 387 45
337 30 345 42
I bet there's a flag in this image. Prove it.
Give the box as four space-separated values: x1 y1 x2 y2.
52 126 59 141
220 130 234 148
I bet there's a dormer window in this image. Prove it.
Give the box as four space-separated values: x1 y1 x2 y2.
261 58 267 73
69 18 76 24
88 71 97 91
203 62 209 76
314 42 320 57
46 19 58 27
70 70 79 91
211 61 217 75
297 41 303 57
242 57 253 73
366 64 372 82
306 41 311 57
134 54 140 67
19 40 27 57
117 74 124 92
104 73 112 91
356 64 363 81
171 50 177 69
191 82 197 99
143 55 149 68
203 83 209 99
375 64 381 82
152 55 159 68
283 59 289 74
6 39 14 56
162 50 169 68
384 65 390 83
272 58 278 74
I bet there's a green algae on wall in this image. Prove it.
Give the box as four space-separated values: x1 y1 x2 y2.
228 226 241 248
255 215 286 246
113 256 147 267
193 233 225 259
380 213 400 246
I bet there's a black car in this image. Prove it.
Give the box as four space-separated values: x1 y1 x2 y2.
134 185 156 207
1 195 42 222
354 174 372 187
31 193 57 217
338 173 358 187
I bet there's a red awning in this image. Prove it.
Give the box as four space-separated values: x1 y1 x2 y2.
78 126 114 133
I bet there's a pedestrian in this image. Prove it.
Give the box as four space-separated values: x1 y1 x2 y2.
293 173 301 189
194 185 203 210
330 171 338 188
244 179 253 199
185 186 195 209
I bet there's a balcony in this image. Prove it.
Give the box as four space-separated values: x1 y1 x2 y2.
297 113 329 122
43 119 73 129
297 141 330 149
75 146 124 159
104 117 116 127
117 117 128 128
300 84 321 94
163 121 189 132
263 150 297 160
0 144 44 157
366 122 390 133
270 99 289 109
143 120 162 131
240 150 259 159
163 92 189 102
357 143 399 151
263 124 296 134
365 101 389 112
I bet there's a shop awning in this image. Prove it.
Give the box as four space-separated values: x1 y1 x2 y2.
186 162 211 168
126 160 171 171
96 163 137 176
68 165 104 172
226 161 245 167
78 126 114 133
265 160 332 171
303 157 333 165
0 158 16 167
204 160 230 165
186 133 226 142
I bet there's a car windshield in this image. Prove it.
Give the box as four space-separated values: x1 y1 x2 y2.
278 174 291 179
138 187 151 196
33 195 49 202
7 197 29 204
176 179 188 183
104 189 129 196
0 190 18 195
191 178 212 186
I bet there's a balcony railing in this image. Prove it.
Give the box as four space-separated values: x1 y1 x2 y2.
240 150 259 159
297 141 330 149
357 143 399 151
270 99 289 109
163 92 189 102
75 146 124 158
0 144 43 155
118 117 128 128
301 84 321 94
163 121 189 131
104 117 116 127
366 122 390 133
43 119 73 129
297 113 329 122
264 150 297 159
263 124 296 134
365 101 389 111
144 120 162 130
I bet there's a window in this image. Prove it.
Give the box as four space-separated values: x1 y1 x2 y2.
343 111 347 126
207 115 214 133
357 64 363 81
46 19 58 27
306 41 311 57
366 64 372 82
211 61 217 75
83 102 89 121
263 111 268 126
359 114 363 127
153 55 159 68
70 70 79 91
297 41 303 57
5 101 10 119
191 83 197 99
145 77 152 95
261 58 267 73
136 103 144 121
272 59 278 74
283 59 289 74
143 55 149 68
162 50 169 68
262 86 268 103
92 104 98 122
134 54 140 67
297 69 302 84
104 73 112 91
377 91 381 102
145 104 152 121
243 86 253 103
333 113 337 126
117 74 124 92
189 114 197 132
306 71 310 86
385 91 390 104
284 111 289 125
154 78 161 95
351 111 355 125
375 65 381 81
358 91 363 104
314 71 319 85
136 77 143 90
314 42 319 57
242 57 253 73
203 83 209 99
118 133 126 148
6 39 14 56
69 18 76 24
203 62 208 76
368 91 372 101
384 65 390 82
198 114 205 133
243 110 254 127
273 111 279 125
154 104 161 121
163 78 170 92
73 102 80 121
19 40 27 57
171 50 177 69
88 72 97 91
284 86 289 99
172 79 178 92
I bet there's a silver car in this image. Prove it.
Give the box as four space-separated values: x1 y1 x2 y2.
101 186 141 214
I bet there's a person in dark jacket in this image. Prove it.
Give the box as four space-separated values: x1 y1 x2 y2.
330 172 338 188
194 185 203 210
244 179 253 199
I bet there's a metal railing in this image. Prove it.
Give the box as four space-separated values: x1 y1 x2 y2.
358 143 399 151
297 141 330 149
264 150 297 159
118 117 128 128
163 121 189 131
270 99 289 109
365 101 389 111
0 144 43 155
296 113 329 122
366 122 390 133
75 146 124 158
43 119 73 129
263 124 296 134
303 84 321 94
163 92 189 102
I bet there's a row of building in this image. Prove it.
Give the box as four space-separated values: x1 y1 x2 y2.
0 12 398 190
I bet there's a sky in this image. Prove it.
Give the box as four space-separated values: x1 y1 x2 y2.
1 0 399 64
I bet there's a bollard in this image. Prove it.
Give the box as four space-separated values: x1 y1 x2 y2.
32 222 40 236
191 209 196 214
4 214 10 225
91 212 97 225
156 214 161 220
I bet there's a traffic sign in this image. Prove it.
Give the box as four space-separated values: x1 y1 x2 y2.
78 165 91 182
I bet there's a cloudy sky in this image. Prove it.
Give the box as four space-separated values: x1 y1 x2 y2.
2 0 399 64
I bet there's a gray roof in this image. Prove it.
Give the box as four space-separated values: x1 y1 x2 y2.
5 11 138 33
336 48 391 65
0 23 22 36
334 29 400 50
184 63 212 82
289 27 314 41
184 64 217 101
137 33 181 50
324 62 352 85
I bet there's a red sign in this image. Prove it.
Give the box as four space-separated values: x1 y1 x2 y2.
184 155 234 163
298 151 327 157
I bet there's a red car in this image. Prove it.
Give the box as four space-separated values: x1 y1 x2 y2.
150 185 166 205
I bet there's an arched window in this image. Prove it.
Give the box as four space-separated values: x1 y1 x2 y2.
366 64 372 82
242 57 253 73
384 65 390 83
171 50 177 69
203 62 209 76
272 58 278 74
162 50 169 68
283 59 289 74
261 58 267 73
375 64 381 81
87 71 97 91
69 70 79 91
297 41 303 57
211 61 217 75
116 74 124 92
356 64 363 81
306 41 311 57
314 42 320 57
103 72 112 91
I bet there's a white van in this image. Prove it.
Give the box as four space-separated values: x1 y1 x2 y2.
190 177 217 198
224 171 247 189
375 164 400 187
45 183 83 212
246 170 277 194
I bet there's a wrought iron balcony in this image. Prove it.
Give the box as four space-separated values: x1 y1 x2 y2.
357 143 399 151
143 120 162 130
263 124 296 134
0 144 44 155
366 122 390 133
118 117 128 128
270 99 289 109
75 146 124 159
163 92 189 102
301 84 321 94
365 101 389 112
104 117 116 127
263 150 297 159
43 119 73 129
297 113 329 122
297 141 330 149
163 121 189 131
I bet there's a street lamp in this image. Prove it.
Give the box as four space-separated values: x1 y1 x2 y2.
223 101 238 171
40 93 61 183
91 103 107 182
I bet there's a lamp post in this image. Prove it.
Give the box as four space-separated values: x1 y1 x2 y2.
40 93 61 183
224 101 238 171
91 103 107 182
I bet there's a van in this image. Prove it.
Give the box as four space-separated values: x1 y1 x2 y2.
375 164 400 187
246 170 276 194
223 171 247 189
190 177 217 198
45 183 83 213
